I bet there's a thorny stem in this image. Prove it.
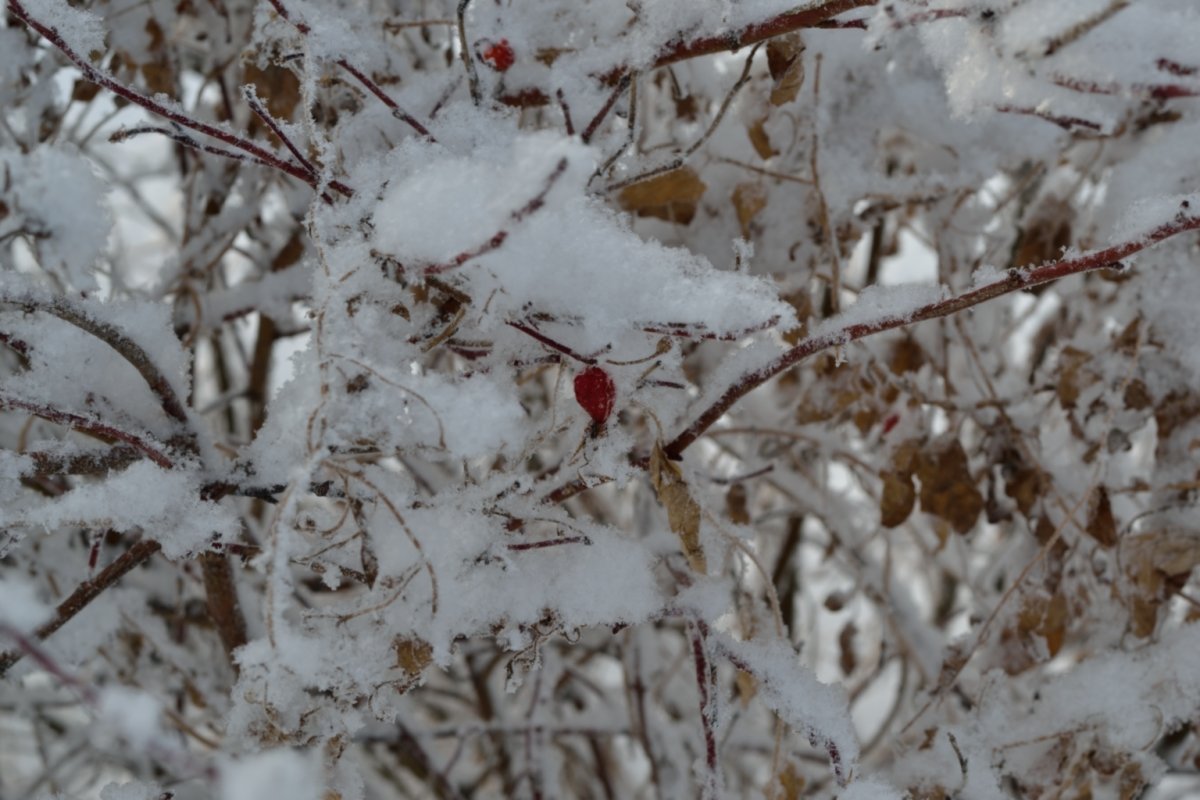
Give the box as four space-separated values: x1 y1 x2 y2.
200 552 249 668
0 623 97 702
506 320 595 365
506 535 591 552
243 86 317 175
648 0 874 70
605 45 760 193
336 60 437 142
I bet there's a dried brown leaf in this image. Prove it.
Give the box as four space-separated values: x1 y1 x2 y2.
766 34 806 106
1004 463 1044 517
1056 346 1098 409
731 182 768 238
650 442 706 573
747 115 777 160
1085 486 1117 548
880 469 915 528
725 483 750 525
393 636 432 677
888 336 926 375
244 59 303 121
735 668 757 707
775 761 805 800
915 437 983 535
1012 200 1072 269
838 621 858 676
618 166 707 224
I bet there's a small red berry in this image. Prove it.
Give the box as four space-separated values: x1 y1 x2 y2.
574 366 616 424
479 38 516 72
881 412 900 436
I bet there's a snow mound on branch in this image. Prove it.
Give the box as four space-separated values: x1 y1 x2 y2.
0 147 111 291
372 127 795 353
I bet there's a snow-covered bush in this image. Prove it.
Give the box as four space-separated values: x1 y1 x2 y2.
3 0 1200 797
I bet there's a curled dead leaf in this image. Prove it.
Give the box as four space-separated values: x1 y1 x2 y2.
766 33 806 106
748 115 777 160
735 668 757 707
650 442 706 573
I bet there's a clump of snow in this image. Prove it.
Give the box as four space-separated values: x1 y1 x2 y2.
99 781 168 800
0 147 112 291
0 575 52 633
715 634 860 776
839 777 909 800
812 283 948 343
370 128 795 353
19 0 108 57
219 748 322 800
96 686 163 750
1 461 241 558
1109 193 1200 244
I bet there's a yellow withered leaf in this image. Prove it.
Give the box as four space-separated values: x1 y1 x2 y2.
880 469 915 528
393 636 433 677
747 115 777 159
650 442 706 573
732 182 768 238
617 166 706 224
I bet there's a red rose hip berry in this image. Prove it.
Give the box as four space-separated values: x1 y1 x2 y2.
574 366 616 424
479 38 516 72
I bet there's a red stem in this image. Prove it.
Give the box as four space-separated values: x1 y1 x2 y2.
0 393 175 468
648 0 876 71
689 621 721 798
506 535 591 552
664 208 1200 459
580 75 631 145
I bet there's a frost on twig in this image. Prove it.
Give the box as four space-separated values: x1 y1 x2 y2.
5 0 1200 797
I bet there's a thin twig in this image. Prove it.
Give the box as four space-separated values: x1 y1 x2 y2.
581 74 631 145
605 45 760 193
8 0 330 192
808 54 842 314
0 539 162 677
457 0 482 104
689 620 721 799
